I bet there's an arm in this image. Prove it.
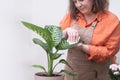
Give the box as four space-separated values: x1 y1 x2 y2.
76 16 120 62
77 29 120 62
88 23 120 62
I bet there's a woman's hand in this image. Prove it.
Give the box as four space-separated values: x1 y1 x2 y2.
76 43 90 54
66 28 80 44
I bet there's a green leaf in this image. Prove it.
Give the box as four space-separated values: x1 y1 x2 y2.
59 70 76 76
45 25 62 47
22 21 78 77
109 69 120 80
59 59 73 70
32 65 47 73
55 38 77 50
51 53 62 60
33 38 50 53
21 21 52 46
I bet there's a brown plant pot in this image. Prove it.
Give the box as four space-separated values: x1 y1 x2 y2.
35 72 64 80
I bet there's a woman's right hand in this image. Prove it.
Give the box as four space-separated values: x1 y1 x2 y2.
65 27 80 44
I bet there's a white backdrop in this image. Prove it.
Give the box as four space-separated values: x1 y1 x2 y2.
0 0 119 80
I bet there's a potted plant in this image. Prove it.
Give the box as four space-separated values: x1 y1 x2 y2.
109 64 120 80
21 21 76 80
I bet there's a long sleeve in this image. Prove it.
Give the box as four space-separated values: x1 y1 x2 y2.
87 21 120 62
59 11 120 63
59 13 73 30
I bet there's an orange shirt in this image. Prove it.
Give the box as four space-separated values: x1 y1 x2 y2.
59 10 120 62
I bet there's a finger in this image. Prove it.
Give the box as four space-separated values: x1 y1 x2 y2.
68 32 72 42
75 31 79 42
71 31 79 42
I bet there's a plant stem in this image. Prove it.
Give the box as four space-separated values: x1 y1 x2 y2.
47 53 53 76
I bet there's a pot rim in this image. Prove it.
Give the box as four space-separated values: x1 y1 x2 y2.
35 72 64 77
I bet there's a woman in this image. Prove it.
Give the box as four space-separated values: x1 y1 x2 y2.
60 0 120 80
